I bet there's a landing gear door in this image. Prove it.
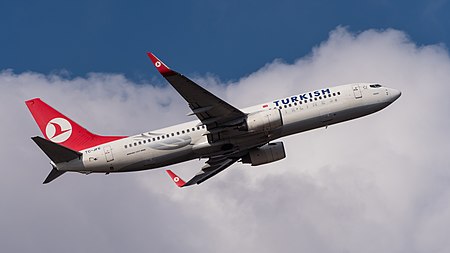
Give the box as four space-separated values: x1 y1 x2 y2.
353 85 362 99
104 145 114 162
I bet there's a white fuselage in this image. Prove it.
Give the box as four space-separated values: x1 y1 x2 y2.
57 83 401 174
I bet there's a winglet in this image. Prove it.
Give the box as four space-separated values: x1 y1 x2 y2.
166 170 186 187
147 52 176 77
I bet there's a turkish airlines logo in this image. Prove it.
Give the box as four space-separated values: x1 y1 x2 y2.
45 118 72 143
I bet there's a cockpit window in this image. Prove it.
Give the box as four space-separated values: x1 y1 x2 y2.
369 84 382 88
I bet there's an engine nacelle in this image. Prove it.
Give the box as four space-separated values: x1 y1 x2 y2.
243 110 283 132
241 142 286 166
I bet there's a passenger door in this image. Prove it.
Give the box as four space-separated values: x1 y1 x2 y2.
353 85 362 99
103 145 114 162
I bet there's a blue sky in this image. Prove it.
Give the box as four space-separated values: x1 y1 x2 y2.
1 0 449 81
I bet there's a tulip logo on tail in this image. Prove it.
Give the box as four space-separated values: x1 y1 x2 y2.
45 118 72 143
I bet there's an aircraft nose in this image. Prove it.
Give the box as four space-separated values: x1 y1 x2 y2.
392 89 402 101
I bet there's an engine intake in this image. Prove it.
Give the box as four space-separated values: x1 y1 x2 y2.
241 142 286 166
242 109 283 132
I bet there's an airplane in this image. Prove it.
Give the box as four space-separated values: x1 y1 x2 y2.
25 53 401 187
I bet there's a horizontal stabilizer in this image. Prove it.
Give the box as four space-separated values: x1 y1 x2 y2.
43 165 66 184
32 136 82 163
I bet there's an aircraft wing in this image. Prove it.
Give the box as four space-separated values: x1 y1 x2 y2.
166 156 239 187
147 53 246 131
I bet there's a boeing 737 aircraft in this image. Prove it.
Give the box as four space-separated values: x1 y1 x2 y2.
26 53 401 187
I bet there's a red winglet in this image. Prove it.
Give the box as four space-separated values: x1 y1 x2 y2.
147 52 176 77
166 170 186 187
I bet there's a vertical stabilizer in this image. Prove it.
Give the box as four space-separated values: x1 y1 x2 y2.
25 98 125 151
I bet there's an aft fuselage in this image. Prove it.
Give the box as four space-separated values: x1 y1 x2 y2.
57 83 401 174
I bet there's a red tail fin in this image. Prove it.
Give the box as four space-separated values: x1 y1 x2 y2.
25 98 125 151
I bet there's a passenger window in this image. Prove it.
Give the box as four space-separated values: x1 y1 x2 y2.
138 141 142 145
134 143 137 146
187 129 190 133
333 93 336 96
177 131 180 135
319 96 322 100
171 133 174 136
152 138 155 141
182 130 185 134
197 127 200 130
337 92 341 95
166 134 170 138
192 128 195 131
143 140 146 144
124 145 127 148
157 137 160 140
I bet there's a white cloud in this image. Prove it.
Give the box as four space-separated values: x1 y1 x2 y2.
1 27 450 252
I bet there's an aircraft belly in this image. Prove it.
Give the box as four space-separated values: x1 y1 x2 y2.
119 148 196 172
279 101 390 137
115 143 194 172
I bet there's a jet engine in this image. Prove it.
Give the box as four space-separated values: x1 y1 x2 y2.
241 142 286 166
241 110 283 132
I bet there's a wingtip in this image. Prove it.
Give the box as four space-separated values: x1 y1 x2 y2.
166 170 186 187
147 52 176 77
